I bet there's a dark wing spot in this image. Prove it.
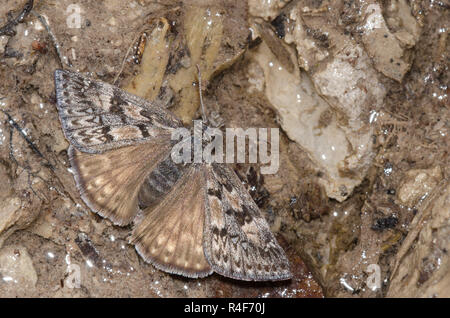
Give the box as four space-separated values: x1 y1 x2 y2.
235 210 245 226
219 228 228 244
137 123 150 138
223 180 233 193
72 78 85 87
139 110 154 124
212 227 220 238
111 90 127 106
108 104 127 124
88 81 98 90
110 104 123 114
212 165 234 193
219 228 227 238
242 205 253 224
208 187 222 199
76 91 88 99
102 126 114 142
258 247 268 259
79 100 94 107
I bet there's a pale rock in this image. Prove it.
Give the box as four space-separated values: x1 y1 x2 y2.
394 30 417 48
397 166 442 207
254 2 388 201
388 181 450 297
29 215 54 239
126 3 142 21
0 164 12 199
247 62 265 92
248 42 360 201
248 0 290 20
107 17 118 26
0 245 38 288
2 23 39 67
386 0 421 48
310 43 386 201
0 197 22 247
0 178 39 248
0 35 8 55
284 7 329 71
359 1 419 82
30 92 42 105
312 43 386 130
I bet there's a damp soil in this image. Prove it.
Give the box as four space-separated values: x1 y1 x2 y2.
0 0 448 297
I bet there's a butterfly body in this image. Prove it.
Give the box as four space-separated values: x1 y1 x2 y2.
55 69 291 281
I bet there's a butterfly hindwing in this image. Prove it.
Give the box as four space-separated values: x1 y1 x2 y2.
131 166 212 278
55 69 182 154
203 164 292 281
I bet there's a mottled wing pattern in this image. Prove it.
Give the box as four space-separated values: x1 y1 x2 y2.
55 69 291 281
55 69 182 154
203 164 292 281
69 137 172 226
131 166 212 278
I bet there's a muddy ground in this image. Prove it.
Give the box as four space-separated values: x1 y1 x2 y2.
0 0 448 297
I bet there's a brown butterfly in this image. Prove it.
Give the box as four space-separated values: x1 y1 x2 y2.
54 69 291 281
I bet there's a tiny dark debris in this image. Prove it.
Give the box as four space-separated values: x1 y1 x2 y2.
291 181 329 222
271 13 286 38
75 232 102 267
371 215 398 231
248 36 262 50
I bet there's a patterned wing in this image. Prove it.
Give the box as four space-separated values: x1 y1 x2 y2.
54 69 182 154
69 135 173 226
131 166 212 278
203 164 292 281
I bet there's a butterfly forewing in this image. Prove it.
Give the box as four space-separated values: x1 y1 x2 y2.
55 69 184 225
203 164 292 281
69 137 172 226
55 69 182 154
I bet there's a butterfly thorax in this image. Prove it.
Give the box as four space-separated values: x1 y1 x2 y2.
138 121 215 210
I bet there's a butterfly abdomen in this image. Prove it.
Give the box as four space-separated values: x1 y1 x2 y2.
138 154 188 210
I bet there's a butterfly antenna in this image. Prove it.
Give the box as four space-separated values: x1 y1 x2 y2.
196 64 208 123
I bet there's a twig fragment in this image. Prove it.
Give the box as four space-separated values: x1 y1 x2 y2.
31 10 71 68
0 0 34 36
0 108 45 160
